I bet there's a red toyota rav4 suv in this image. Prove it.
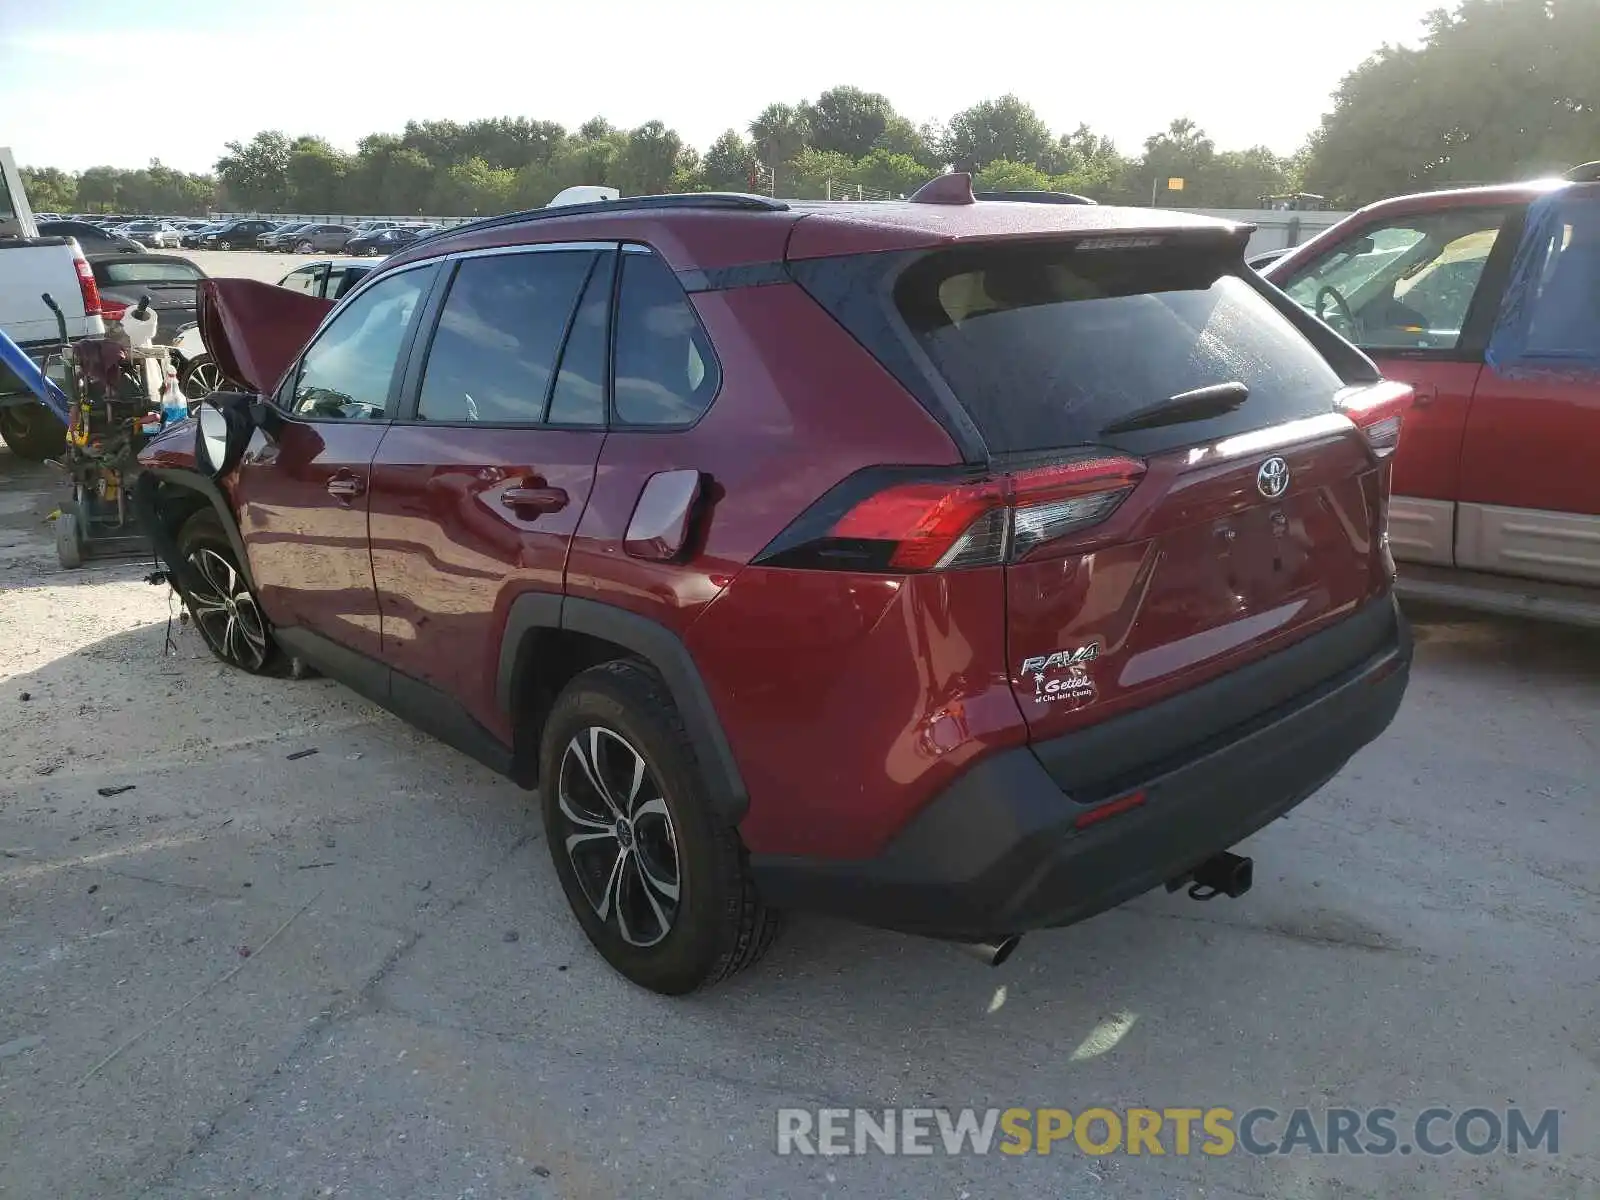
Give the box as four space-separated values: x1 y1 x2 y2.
135 177 1413 994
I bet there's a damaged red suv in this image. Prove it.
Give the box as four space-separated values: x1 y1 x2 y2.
135 176 1413 994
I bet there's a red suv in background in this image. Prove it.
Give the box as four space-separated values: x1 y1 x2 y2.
136 178 1413 994
1264 169 1600 625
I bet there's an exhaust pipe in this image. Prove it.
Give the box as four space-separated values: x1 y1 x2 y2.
1171 851 1253 901
952 936 1021 967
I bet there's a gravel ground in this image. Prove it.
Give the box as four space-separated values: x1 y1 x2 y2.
0 379 1596 1198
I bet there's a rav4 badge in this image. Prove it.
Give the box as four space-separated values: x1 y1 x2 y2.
1021 644 1101 708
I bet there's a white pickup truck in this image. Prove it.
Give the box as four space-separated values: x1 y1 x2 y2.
0 147 103 460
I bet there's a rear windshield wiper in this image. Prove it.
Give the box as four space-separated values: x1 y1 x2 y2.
1098 381 1250 436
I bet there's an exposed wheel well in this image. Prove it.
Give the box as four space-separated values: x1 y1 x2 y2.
510 628 641 786
146 480 210 540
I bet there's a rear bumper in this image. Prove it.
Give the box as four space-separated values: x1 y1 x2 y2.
751 595 1412 941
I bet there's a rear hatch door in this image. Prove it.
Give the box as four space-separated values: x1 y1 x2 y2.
888 233 1393 748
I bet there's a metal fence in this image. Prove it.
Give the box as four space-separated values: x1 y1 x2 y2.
208 212 480 228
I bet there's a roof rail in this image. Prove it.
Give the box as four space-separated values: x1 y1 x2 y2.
1563 161 1600 183
974 189 1097 206
439 192 790 238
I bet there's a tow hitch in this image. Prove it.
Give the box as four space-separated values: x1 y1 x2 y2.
1169 851 1253 901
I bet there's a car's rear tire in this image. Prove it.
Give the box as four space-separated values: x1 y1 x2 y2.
0 402 68 462
176 509 283 675
539 660 781 994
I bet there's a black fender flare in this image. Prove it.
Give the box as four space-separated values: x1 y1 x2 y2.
497 594 749 821
133 467 257 595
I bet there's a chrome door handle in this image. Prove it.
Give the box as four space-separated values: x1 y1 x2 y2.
326 473 365 499
501 485 568 515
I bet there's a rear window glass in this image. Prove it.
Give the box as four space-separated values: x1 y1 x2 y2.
892 243 1343 455
98 260 203 285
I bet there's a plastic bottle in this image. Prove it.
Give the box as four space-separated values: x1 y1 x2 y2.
160 357 188 426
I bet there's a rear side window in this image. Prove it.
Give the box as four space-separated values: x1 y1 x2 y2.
891 242 1343 455
98 260 203 284
416 250 596 424
612 252 720 426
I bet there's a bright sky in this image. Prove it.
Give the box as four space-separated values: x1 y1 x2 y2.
2 0 1442 173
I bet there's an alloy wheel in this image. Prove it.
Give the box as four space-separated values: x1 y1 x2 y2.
184 545 270 671
181 358 225 404
554 727 681 948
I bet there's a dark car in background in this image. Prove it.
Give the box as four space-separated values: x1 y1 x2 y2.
137 181 1413 995
284 223 356 253
86 253 204 344
36 219 142 254
181 223 225 249
257 222 313 251
343 225 438 256
202 219 278 250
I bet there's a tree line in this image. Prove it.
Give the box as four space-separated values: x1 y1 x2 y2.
21 0 1599 219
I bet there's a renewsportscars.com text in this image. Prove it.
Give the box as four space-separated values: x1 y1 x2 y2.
775 1106 1562 1158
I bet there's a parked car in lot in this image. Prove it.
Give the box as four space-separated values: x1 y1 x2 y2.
257 222 313 251
116 220 183 249
281 223 356 253
137 181 1413 994
201 219 279 250
36 219 141 254
277 258 377 301
1264 165 1600 625
343 225 434 256
86 252 203 343
181 222 225 249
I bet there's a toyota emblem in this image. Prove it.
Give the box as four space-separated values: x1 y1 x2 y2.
1257 456 1290 499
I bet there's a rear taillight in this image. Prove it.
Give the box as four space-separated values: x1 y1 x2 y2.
758 455 1146 573
100 300 128 323
1337 381 1412 459
73 252 102 318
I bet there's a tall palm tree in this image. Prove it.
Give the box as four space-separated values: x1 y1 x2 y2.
748 104 810 197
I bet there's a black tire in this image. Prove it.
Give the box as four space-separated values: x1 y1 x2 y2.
176 509 283 675
539 660 780 994
0 402 68 462
55 510 83 569
295 240 314 254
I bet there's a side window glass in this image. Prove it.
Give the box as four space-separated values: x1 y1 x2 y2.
281 267 321 296
416 250 594 424
1522 207 1600 356
613 252 720 426
546 252 615 426
290 267 431 421
1281 208 1508 351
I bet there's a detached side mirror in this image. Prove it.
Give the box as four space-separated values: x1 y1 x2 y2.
195 391 257 480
